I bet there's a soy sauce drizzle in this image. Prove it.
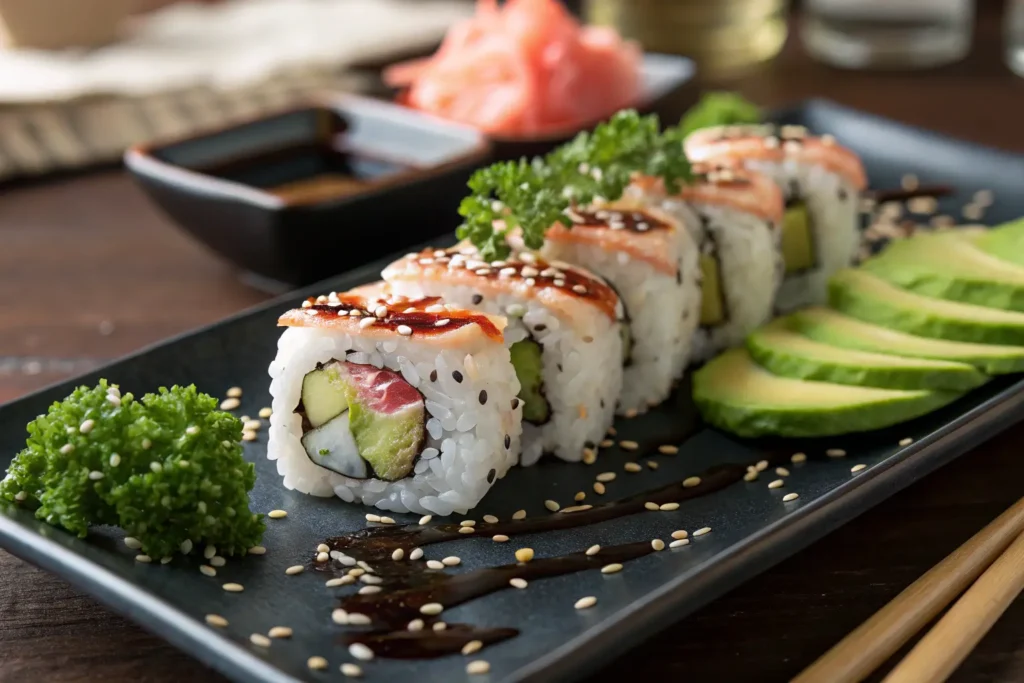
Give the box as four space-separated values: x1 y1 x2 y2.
347 624 519 659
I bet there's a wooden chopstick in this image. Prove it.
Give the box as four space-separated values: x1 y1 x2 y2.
792 496 1024 683
882 529 1024 683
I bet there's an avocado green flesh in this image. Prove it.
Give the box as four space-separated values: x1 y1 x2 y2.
748 318 987 391
693 348 961 438
829 269 1024 345
781 202 816 274
862 231 1024 311
510 339 550 424
347 400 424 482
790 307 1024 375
301 366 349 427
699 253 726 326
975 217 1024 267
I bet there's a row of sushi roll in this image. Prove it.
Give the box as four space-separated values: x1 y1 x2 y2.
267 94 868 515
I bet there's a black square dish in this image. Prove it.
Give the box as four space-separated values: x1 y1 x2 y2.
125 96 491 290
6 100 1024 683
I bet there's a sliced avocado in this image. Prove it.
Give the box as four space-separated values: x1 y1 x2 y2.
301 365 349 427
700 252 726 326
347 399 424 482
510 339 550 424
747 317 987 391
829 269 1024 345
781 201 816 274
862 231 1024 311
790 307 1024 375
693 348 961 438
975 217 1024 267
301 411 368 479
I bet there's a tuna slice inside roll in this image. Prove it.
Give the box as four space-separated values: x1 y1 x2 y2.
298 361 425 481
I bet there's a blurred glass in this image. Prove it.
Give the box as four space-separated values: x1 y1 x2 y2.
584 0 789 78
1008 0 1024 77
801 0 974 69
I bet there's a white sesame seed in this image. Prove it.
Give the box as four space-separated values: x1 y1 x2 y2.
374 306 387 318
624 462 642 473
205 614 228 628
670 539 690 548
210 556 226 568
87 470 104 481
242 420 260 432
324 577 349 587
442 556 461 567
512 509 527 520
135 554 152 563
203 544 216 559
459 527 475 535
286 565 304 576
247 545 266 555
585 544 601 556
388 548 404 561
744 471 759 482
250 633 272 647
544 500 560 512
226 387 242 398
79 419 96 434
59 443 74 455
379 516 395 525
483 514 499 524
420 602 444 616
219 398 240 411
242 431 257 442
347 613 371 626
397 325 413 336
460 520 477 528
693 527 712 537
360 574 382 585
657 445 679 455
349 568 365 577
316 552 329 563
899 437 914 447
407 618 424 631
13 491 27 502
601 563 623 574
185 426 200 436
619 440 639 451
268 509 287 519
596 472 617 483
683 476 701 488
572 284 588 294
492 534 510 542
107 395 121 407
791 452 807 463
200 565 216 577
427 560 445 570
826 448 847 458
768 479 785 489
515 548 534 563
222 582 244 593
582 448 597 465
308 656 329 671
462 640 484 656
510 577 528 589
660 503 680 511
409 548 424 560
756 460 769 471
783 493 800 502
124 537 143 550
574 596 597 610
267 626 292 639
644 502 659 511
776 467 791 476
359 317 375 329
142 438 152 450
331 609 348 624
651 539 665 551
851 464 867 473
359 586 382 595
467 660 490 675
433 622 447 631
340 663 363 678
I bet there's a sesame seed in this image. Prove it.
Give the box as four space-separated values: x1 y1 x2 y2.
574 492 586 502
109 453 121 467
268 509 287 519
593 482 606 495
461 519 477 527
359 317 375 329
348 613 372 626
200 565 216 577
683 476 702 488
510 578 528 589
572 284 588 295
513 509 527 520
379 516 396 525
899 437 914 447
397 325 413 336
219 398 240 411
596 472 617 483
442 556 461 566
467 661 490 675
575 596 597 610
826 448 847 458
410 548 424 560
316 552 329 563
790 453 807 465
341 663 363 677
226 387 243 398
647 460 659 471
407 619 424 631
582 448 597 465
462 640 484 655
374 306 387 318
756 460 769 471
660 503 680 511
670 539 690 548
210 556 226 568
135 554 152 563
250 633 272 647
776 467 791 477
658 445 679 455
651 539 666 551
482 514 499 523
87 470 104 481
768 479 785 489
600 439 614 448
79 419 95 434
607 426 617 436
331 609 348 624
544 499 561 512
427 560 445 570
851 464 867 473
242 431 257 442
693 527 711 537
308 656 329 671
268 626 292 639
644 502 659 511
459 527 475 535
185 426 201 436
242 420 261 432
420 603 444 615
325 577 350 587
222 583 244 592
392 548 405 561
349 643 375 662
359 586 382 595
515 548 534 563
624 462 642 473
419 515 433 525
59 443 74 455
286 565 304 575
349 568 366 577
205 614 228 627
619 440 639 451
783 493 800 502
601 563 623 574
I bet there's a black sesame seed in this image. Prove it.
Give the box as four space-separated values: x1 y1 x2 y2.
487 468 496 484
838 187 848 201
471 294 483 305
511 398 520 410
557 364 563 372
504 435 511 449
478 390 488 405
676 269 682 285
600 399 605 409
533 324 547 332
430 370 438 382
452 371 463 383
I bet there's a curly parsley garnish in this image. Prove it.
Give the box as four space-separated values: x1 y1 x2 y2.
678 91 762 138
458 110 693 259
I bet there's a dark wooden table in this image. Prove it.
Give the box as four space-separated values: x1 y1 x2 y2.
2 7 1024 683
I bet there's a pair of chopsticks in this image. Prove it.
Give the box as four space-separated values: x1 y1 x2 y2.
793 497 1024 683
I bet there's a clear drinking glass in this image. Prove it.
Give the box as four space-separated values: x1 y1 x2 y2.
801 0 974 69
1007 0 1024 77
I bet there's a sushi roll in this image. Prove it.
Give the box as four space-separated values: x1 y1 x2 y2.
383 246 623 466
633 164 785 360
536 199 701 414
267 290 523 516
685 124 868 312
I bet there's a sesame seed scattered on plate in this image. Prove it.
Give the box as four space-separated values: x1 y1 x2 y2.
205 614 228 628
756 460 769 471
200 565 216 577
783 493 800 502
243 420 261 431
658 445 679 455
582 448 597 465
379 516 395 525
242 431 257 442
792 452 807 463
624 462 642 473
358 586 382 595
340 662 363 677
432 622 447 631
331 609 348 625
743 471 758 482
326 577 350 587
660 503 679 511
348 613 371 626
647 460 659 470
467 660 491 675
544 499 560 512
135 555 152 563
226 387 243 398
419 515 432 525
409 548 424 560
285 565 304 576
462 640 483 655
644 502 659 511
775 467 790 476
593 482 606 495
670 539 690 548
258 407 273 419
899 437 914 447
392 548 405 561
420 603 444 616
619 440 639 451
693 527 712 537
247 546 266 555
515 548 534 563
458 526 475 535
307 656 329 671
601 563 623 574
407 619 424 631
600 439 615 448
268 626 292 639
768 479 785 489
493 534 510 542
671 530 688 540
210 556 226 568
427 560 445 570
317 543 330 553
851 464 867 473
826 448 847 458
268 509 287 519
124 537 142 550
204 545 217 560
219 398 240 411
442 556 461 566
512 509 527 520
585 544 600 556
250 634 271 647
651 539 665 551
683 476 701 488
365 513 381 523
222 583 243 592
596 472 616 483
510 577 528 589
574 596 597 610
483 514 499 524
348 568 366 577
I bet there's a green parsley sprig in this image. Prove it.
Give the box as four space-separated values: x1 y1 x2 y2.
678 91 762 138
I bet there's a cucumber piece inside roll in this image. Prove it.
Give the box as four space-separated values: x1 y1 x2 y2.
700 252 726 326
510 339 550 424
781 201 817 274
299 361 426 481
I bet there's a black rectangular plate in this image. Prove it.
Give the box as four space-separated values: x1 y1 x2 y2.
3 100 1024 683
